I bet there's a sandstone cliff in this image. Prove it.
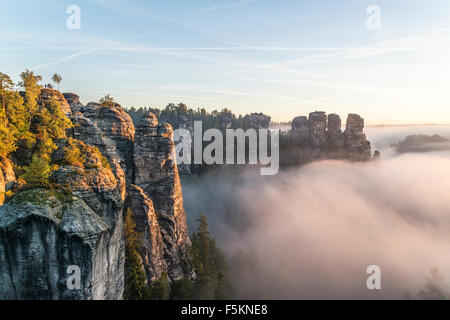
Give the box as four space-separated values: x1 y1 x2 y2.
0 91 193 299
0 151 124 299
81 102 135 182
125 185 166 282
283 111 372 166
66 96 193 283
133 113 193 281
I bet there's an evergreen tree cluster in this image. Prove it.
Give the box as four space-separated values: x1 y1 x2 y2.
0 70 108 191
188 214 229 299
123 211 229 300
123 208 171 300
126 103 245 131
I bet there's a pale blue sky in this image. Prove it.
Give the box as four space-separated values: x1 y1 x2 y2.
2 0 450 123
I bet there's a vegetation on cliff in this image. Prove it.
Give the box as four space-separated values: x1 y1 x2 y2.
123 211 229 300
0 70 111 195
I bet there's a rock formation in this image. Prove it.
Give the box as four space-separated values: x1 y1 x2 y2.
0 91 193 299
309 111 327 148
63 93 84 114
283 111 372 166
290 116 311 145
395 134 450 154
343 114 371 158
327 113 344 150
70 114 127 200
82 102 135 182
125 185 166 282
39 88 72 116
133 113 193 281
0 149 124 299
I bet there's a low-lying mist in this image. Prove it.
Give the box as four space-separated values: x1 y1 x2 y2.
182 126 450 299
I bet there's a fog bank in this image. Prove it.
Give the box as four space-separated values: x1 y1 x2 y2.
182 126 450 299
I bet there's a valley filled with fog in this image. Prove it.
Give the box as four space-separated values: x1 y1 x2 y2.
182 125 450 299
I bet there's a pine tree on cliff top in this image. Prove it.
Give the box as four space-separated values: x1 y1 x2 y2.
51 73 62 91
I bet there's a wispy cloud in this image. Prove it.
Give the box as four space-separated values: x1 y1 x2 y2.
202 0 260 12
30 48 100 70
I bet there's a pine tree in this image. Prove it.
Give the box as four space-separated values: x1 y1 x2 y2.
0 125 16 157
215 271 226 300
0 73 31 157
18 69 42 112
20 154 51 186
0 72 14 127
170 278 193 300
190 214 229 299
123 208 150 300
193 214 211 272
51 74 62 90
99 94 116 109
149 271 170 300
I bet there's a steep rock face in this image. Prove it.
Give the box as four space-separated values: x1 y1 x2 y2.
0 161 124 299
63 94 132 193
284 111 372 166
51 164 124 298
70 114 126 200
0 91 194 299
134 113 192 281
0 158 15 206
125 185 166 282
309 112 327 148
290 116 311 145
344 114 371 157
82 102 135 182
63 93 84 114
0 190 109 299
327 113 344 149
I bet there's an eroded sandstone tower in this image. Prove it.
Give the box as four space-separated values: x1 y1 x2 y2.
0 91 193 299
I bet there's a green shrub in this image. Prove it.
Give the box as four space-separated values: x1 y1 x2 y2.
20 154 51 186
63 139 86 167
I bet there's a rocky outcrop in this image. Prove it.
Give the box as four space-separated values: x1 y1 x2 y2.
51 163 125 299
290 116 311 145
39 88 72 116
134 113 193 281
309 111 327 148
82 102 135 182
0 90 194 299
65 98 193 282
0 159 124 299
327 113 344 150
63 93 84 114
395 134 450 154
283 111 372 166
344 114 371 158
125 185 166 282
70 115 126 200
